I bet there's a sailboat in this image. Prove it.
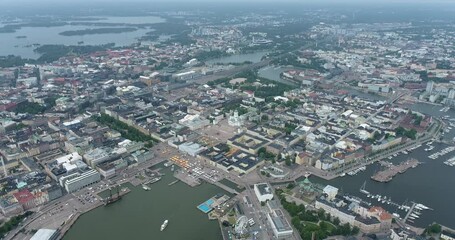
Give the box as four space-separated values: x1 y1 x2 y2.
360 181 370 195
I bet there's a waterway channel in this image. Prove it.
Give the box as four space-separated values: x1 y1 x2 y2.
64 164 226 240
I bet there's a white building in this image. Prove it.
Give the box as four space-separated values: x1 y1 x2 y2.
83 148 110 168
60 169 100 193
448 89 455 99
228 111 244 127
426 81 434 93
267 209 294 238
323 185 338 200
30 229 58 240
179 114 210 130
178 142 206 156
253 183 273 202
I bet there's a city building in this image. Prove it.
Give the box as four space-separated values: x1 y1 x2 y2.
323 185 338 200
267 209 294 238
30 229 59 240
254 183 273 202
59 169 101 193
426 81 434 93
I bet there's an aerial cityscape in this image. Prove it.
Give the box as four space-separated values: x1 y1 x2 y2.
0 0 455 240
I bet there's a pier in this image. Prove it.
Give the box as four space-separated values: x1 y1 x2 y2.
168 180 180 186
371 158 420 183
403 202 417 223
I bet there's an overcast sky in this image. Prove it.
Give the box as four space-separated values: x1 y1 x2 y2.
1 0 455 3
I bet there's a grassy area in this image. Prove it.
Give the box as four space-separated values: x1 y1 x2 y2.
276 189 359 240
0 211 33 238
93 113 157 147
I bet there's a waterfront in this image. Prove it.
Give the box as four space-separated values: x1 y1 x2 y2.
258 66 297 85
308 97 455 229
0 16 165 58
63 165 225 240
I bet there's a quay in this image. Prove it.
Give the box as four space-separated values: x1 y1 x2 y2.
371 158 420 183
174 169 201 187
58 187 131 238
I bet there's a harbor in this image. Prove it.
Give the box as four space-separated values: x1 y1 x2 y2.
312 139 455 229
64 162 227 240
371 158 420 183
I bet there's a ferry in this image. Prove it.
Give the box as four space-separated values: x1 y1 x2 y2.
161 220 169 231
149 177 162 184
142 184 151 191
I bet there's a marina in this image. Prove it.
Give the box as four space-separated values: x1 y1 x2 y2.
359 182 432 225
346 166 366 176
428 146 455 159
312 138 455 229
443 156 455 166
371 158 420 183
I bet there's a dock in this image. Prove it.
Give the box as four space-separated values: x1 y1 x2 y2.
403 202 417 223
168 180 180 186
174 170 201 187
371 158 420 183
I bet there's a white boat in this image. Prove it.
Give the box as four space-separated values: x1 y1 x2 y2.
142 184 150 191
416 204 431 210
410 213 420 218
161 220 169 231
392 213 400 218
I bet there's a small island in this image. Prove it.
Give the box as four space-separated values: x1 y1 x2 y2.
59 27 137 36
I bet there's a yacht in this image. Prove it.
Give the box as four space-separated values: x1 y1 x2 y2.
161 220 169 231
416 204 431 210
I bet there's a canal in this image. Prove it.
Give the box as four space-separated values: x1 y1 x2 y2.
64 164 226 240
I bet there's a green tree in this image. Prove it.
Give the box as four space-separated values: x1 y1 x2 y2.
426 223 442 234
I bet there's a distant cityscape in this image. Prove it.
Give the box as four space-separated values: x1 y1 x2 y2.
0 1 455 240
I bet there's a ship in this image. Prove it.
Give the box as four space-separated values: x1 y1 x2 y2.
149 177 162 184
104 185 122 206
142 184 151 191
160 220 169 231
